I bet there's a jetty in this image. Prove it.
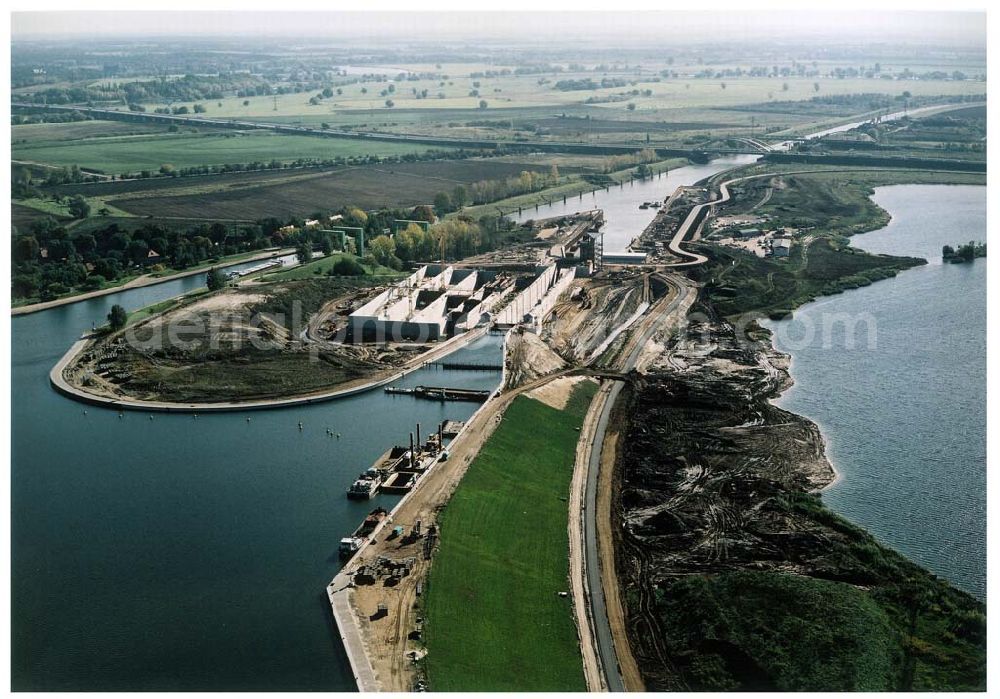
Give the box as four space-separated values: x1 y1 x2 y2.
383 385 491 403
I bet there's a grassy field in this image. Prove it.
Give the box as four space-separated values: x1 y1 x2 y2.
125 75 983 123
260 252 399 281
11 119 168 144
653 493 986 691
94 159 560 220
423 380 597 691
11 130 455 173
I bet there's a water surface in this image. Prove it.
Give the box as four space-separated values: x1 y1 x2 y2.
12 259 503 690
765 185 986 599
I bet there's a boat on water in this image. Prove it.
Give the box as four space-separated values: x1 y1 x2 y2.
339 507 390 559
347 469 383 499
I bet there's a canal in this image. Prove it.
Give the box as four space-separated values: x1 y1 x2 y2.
514 154 759 252
11 255 503 691
12 157 984 690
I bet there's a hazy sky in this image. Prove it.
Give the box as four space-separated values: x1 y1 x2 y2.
11 11 986 45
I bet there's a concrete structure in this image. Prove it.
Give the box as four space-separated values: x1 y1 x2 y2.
348 265 506 342
772 238 792 257
602 251 649 265
329 226 365 256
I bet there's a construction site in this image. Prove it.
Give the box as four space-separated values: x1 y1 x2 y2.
326 241 699 690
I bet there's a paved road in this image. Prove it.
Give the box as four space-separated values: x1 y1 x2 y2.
583 380 627 691
580 273 694 692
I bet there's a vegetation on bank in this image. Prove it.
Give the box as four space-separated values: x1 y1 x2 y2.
690 235 924 319
942 241 986 263
79 277 394 403
423 381 597 691
458 156 687 219
654 495 986 691
690 171 963 319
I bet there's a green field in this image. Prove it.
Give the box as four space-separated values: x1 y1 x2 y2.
423 380 597 691
260 252 399 280
11 119 167 144
11 130 454 173
91 159 561 220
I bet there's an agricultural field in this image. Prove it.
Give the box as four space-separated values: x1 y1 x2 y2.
423 379 597 691
11 129 455 174
11 119 167 144
51 158 571 221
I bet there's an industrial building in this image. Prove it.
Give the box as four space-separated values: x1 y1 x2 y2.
602 251 649 265
347 265 508 342
772 238 792 257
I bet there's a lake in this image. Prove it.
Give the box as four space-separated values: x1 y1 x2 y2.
765 184 987 600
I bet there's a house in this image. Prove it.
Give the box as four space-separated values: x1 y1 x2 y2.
736 228 761 239
772 239 792 258
144 249 163 265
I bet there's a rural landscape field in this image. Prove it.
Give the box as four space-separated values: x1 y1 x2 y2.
10 8 989 696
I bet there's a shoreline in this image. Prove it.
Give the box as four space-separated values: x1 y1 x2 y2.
762 181 986 493
50 324 490 412
12 247 296 316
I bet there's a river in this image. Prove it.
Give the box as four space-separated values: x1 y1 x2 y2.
13 156 759 690
11 254 504 690
514 154 760 252
764 184 986 600
12 167 985 689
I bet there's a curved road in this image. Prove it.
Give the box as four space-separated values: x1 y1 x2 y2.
579 274 694 692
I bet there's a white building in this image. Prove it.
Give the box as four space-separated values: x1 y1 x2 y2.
348 265 505 342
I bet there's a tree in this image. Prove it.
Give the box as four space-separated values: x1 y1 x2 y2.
627 102 636 111
479 99 488 109
107 304 128 330
330 257 364 276
411 205 436 223
434 192 452 214
206 267 225 291
813 82 820 92
68 195 91 219
452 185 468 208
782 82 789 92
193 103 207 113
385 99 395 108
296 241 313 265
13 235 40 263
319 234 334 256
368 235 396 266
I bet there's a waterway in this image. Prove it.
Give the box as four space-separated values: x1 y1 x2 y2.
764 184 986 600
12 169 986 690
514 154 759 252
11 255 504 690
